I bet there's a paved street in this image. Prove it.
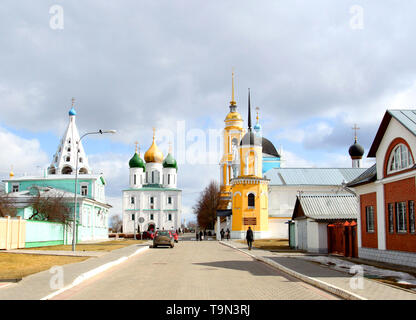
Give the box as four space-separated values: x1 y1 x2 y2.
52 236 338 300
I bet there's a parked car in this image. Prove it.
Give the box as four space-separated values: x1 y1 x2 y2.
171 230 179 243
153 230 174 248
142 231 155 240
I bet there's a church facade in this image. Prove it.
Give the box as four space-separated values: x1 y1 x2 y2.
217 73 277 239
216 73 368 240
122 132 182 234
3 102 112 246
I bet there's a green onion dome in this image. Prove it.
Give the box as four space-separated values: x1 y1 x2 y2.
129 152 145 170
163 153 178 170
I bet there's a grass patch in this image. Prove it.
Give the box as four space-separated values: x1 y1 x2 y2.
237 239 290 251
24 239 147 252
0 253 88 280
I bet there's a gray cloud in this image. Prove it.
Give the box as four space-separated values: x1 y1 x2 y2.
1 1 416 222
1 1 416 140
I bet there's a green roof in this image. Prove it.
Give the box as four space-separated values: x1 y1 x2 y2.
163 153 177 170
129 152 145 170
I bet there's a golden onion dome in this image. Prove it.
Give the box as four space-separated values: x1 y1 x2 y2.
225 111 243 121
144 131 164 163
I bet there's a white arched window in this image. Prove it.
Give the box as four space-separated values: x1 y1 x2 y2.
388 144 414 174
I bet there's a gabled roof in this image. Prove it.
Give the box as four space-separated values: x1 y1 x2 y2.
2 186 112 208
292 193 358 220
346 164 377 187
368 110 416 157
264 168 367 186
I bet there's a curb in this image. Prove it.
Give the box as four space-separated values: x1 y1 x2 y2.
219 241 367 301
40 245 149 300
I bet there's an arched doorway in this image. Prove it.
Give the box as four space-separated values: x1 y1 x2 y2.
62 166 73 174
79 167 88 174
147 223 155 232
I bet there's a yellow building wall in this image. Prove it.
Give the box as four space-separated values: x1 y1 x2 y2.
239 145 262 178
231 182 269 233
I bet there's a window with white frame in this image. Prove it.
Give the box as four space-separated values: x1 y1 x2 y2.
130 197 135 205
168 213 172 221
12 184 19 193
366 206 375 232
388 144 414 174
409 201 415 234
396 202 407 233
388 203 394 233
81 185 88 196
150 196 154 209
168 196 172 204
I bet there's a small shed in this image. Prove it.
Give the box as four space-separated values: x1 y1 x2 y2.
291 193 358 255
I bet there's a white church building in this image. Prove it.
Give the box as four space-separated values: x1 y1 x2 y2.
122 132 182 234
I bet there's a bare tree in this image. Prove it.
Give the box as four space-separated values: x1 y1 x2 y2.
28 188 71 226
111 214 123 233
193 181 220 230
0 194 18 217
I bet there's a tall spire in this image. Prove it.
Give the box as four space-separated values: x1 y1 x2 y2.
50 105 90 175
248 88 252 130
230 69 236 106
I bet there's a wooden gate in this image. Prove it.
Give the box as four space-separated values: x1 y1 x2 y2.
0 216 26 250
327 221 357 257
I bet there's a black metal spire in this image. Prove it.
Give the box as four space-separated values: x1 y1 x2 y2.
248 88 252 130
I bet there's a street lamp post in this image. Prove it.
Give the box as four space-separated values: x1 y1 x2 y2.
72 129 116 252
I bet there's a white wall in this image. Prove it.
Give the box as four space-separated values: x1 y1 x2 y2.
268 219 288 239
375 117 416 180
296 219 308 251
268 185 341 218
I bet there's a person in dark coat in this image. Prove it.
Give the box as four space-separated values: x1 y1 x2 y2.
226 228 230 240
199 230 203 241
246 226 254 250
220 228 225 240
196 230 199 241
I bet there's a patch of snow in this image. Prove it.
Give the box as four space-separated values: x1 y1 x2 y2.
297 255 416 286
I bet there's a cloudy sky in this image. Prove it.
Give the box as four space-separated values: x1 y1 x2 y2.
1 1 416 222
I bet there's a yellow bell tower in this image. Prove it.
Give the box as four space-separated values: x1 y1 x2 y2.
218 71 245 210
230 89 270 239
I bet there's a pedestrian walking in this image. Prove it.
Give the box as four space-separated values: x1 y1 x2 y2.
199 230 203 241
246 226 254 250
220 228 225 240
196 231 199 241
226 228 230 240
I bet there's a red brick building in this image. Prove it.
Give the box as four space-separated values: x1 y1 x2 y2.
348 110 416 267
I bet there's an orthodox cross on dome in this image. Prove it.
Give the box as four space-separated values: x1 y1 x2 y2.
168 141 173 154
153 127 156 141
256 107 260 122
352 124 360 142
134 141 139 154
72 97 75 107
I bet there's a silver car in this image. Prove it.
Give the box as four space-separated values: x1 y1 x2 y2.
153 230 174 248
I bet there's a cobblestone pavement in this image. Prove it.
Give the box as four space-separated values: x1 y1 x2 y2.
229 240 416 300
53 238 339 300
